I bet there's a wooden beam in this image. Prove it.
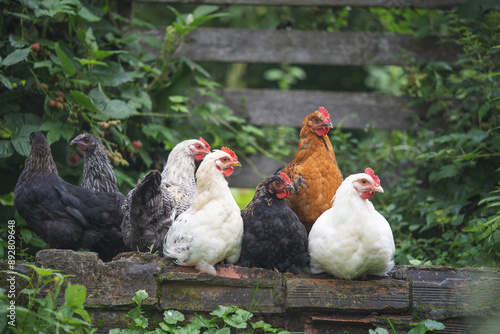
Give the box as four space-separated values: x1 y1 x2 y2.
131 0 467 9
217 88 422 130
137 28 459 66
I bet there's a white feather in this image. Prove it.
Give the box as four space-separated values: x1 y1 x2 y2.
308 172 395 280
163 150 243 275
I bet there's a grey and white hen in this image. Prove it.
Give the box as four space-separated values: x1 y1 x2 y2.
121 138 211 253
70 133 122 195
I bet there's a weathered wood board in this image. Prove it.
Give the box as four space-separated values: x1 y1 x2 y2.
131 0 467 9
137 27 459 66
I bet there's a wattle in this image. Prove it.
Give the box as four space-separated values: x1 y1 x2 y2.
195 153 205 162
277 191 289 199
223 167 234 177
315 127 330 137
361 191 375 200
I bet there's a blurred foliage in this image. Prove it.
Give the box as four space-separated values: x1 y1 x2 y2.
336 3 500 267
1 0 499 269
0 0 296 259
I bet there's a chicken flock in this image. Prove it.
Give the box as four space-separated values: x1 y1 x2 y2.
14 107 395 280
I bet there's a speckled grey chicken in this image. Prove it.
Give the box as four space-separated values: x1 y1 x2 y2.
237 172 309 274
14 132 128 262
121 138 211 253
70 133 123 195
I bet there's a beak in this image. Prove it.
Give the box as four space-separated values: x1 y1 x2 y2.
70 134 83 146
323 121 333 129
372 185 384 193
284 184 295 192
232 161 242 167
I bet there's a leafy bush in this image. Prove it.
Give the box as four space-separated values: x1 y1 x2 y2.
345 3 500 267
2 265 95 334
0 0 295 259
110 290 290 334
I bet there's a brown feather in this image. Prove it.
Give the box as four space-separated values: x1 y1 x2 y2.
282 108 343 232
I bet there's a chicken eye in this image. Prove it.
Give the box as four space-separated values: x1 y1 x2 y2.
361 179 368 184
84 137 89 142
222 157 227 162
275 181 281 186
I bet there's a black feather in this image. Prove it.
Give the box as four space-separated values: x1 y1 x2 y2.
14 132 128 262
237 173 309 274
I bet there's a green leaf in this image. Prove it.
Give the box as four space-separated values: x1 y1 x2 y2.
369 329 389 334
55 42 75 75
0 73 13 89
74 57 108 67
95 49 127 61
408 323 427 334
87 61 131 87
88 91 138 120
71 90 100 113
33 60 54 70
121 87 152 110
192 5 219 19
11 124 40 156
421 319 445 331
163 310 185 324
478 103 491 122
132 290 148 305
64 283 87 309
77 5 101 22
138 146 153 168
0 141 14 158
210 305 236 318
1 47 31 67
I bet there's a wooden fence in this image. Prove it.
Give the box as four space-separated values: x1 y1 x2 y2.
117 0 465 187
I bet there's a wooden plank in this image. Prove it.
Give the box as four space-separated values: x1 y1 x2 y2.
158 264 284 313
217 88 422 130
407 266 500 320
285 274 410 313
132 0 467 9
135 28 460 65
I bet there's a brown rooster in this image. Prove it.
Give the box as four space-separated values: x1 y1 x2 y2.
281 107 343 232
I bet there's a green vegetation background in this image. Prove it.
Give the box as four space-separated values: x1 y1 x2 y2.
0 0 499 268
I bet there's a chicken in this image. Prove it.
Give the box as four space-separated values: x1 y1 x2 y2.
308 168 395 280
14 132 128 262
121 138 210 253
237 172 308 274
163 147 243 275
281 107 343 233
70 133 122 195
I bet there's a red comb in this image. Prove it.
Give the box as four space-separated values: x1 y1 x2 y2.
279 172 291 185
318 106 330 123
199 137 210 150
364 167 380 186
221 147 238 160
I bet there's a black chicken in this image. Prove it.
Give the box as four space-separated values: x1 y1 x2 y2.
121 138 210 253
237 172 309 274
14 132 128 262
70 133 123 195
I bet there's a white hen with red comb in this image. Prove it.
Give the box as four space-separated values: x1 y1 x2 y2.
163 148 243 275
308 168 395 280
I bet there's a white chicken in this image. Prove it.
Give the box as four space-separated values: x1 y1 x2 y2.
163 147 243 275
308 167 395 280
